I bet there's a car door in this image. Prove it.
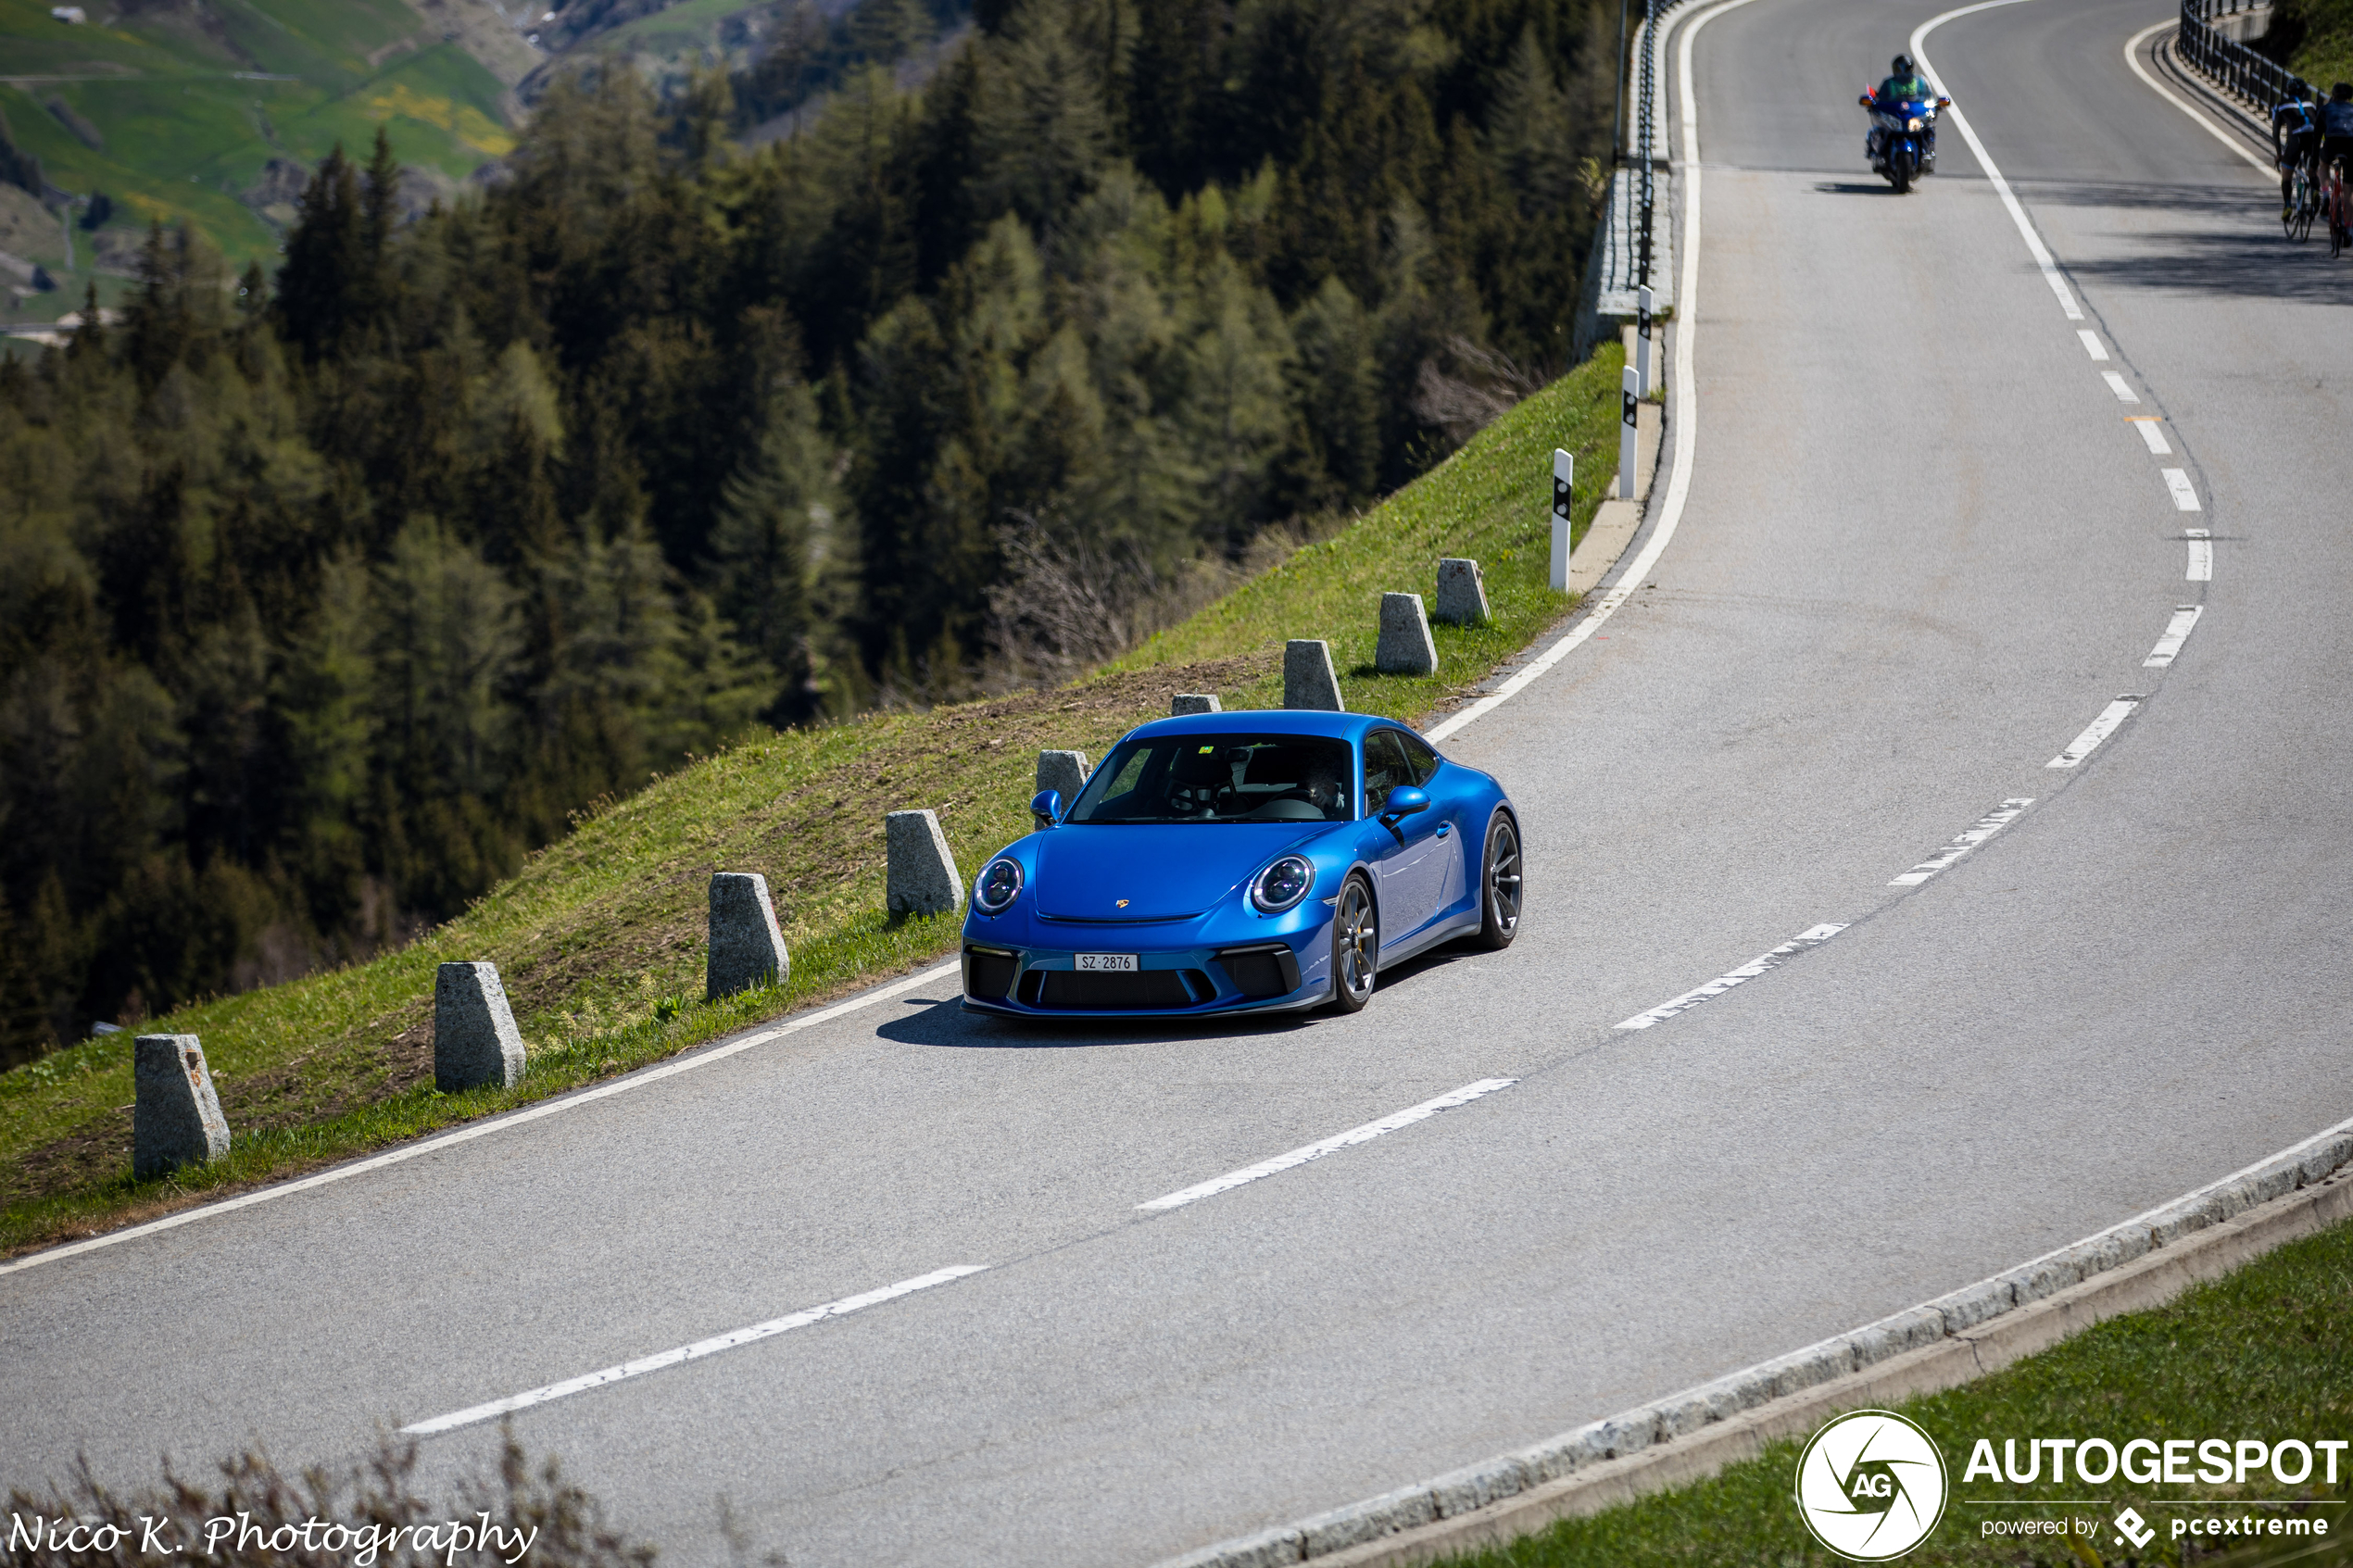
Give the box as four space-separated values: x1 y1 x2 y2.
1360 729 1447 949
1391 728 1467 921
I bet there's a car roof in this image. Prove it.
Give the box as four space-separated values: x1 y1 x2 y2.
1120 709 1414 745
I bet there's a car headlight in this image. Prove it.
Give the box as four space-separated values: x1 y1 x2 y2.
1250 855 1315 914
975 858 1024 914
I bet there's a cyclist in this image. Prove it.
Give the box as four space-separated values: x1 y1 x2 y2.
2323 82 2353 173
2274 91 2320 218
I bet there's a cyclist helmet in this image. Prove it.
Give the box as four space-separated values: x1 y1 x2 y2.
1893 54 1914 73
2334 82 2353 101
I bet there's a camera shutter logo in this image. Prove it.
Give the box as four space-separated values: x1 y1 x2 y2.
1793 1410 1948 1560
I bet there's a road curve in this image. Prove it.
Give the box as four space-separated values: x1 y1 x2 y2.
7 1 2352 1562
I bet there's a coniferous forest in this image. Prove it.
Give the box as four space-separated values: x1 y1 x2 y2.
0 0 1620 1062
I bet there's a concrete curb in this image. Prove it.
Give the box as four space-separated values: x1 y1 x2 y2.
1153 1117 2353 1568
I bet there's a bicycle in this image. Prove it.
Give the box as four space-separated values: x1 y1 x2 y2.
2284 157 2317 242
2328 157 2352 259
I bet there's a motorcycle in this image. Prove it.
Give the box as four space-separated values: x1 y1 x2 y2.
1857 88 1952 193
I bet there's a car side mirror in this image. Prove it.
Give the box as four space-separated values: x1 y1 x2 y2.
1030 789 1063 830
1381 785 1430 821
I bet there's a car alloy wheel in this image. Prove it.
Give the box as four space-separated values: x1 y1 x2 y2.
1476 813 1522 951
1330 874 1377 1012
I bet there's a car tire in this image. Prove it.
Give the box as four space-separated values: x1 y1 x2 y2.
1328 873 1378 1012
1473 812 1522 951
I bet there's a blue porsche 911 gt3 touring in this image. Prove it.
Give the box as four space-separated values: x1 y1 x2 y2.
960 710 1521 1018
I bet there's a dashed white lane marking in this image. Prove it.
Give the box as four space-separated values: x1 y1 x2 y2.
2186 528 2213 581
2047 697 2142 769
1615 925 1848 1031
401 1265 990 1436
2077 330 2109 360
1889 798 2033 886
2145 606 2203 669
1137 1079 1518 1212
1913 1 2082 320
2162 468 2201 511
2103 371 2140 403
2129 417 2171 455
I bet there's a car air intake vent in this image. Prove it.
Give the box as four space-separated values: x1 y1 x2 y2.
1037 969 1198 1010
964 947 1017 1002
1216 944 1302 999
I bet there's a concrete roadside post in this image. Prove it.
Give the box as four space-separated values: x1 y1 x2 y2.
1283 639 1345 710
1618 366 1640 499
434 962 526 1092
707 872 789 1001
1172 694 1221 715
1435 558 1491 625
886 809 963 918
1036 749 1089 803
1550 449 1575 592
1375 593 1438 675
132 1034 230 1180
1637 284 1655 397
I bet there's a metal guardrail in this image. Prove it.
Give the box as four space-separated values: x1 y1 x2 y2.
2175 0 2314 114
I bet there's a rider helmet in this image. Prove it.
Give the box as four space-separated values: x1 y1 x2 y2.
1893 54 1914 73
2334 82 2353 101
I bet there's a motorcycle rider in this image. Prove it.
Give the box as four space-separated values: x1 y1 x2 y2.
1868 55 1939 171
2275 90 2320 217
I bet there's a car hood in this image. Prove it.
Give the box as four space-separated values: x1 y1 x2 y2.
1033 823 1326 922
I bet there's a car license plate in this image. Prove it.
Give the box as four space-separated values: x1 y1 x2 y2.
1075 953 1139 972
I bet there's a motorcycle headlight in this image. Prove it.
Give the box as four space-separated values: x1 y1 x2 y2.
1250 855 1315 914
975 858 1024 914
1906 116 1923 131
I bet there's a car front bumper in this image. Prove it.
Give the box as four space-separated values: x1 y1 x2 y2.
957 912 1334 1019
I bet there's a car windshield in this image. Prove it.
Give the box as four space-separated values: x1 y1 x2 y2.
1065 734 1354 823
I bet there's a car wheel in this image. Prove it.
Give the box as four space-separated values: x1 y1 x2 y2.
1328 873 1378 1012
1474 812 1522 951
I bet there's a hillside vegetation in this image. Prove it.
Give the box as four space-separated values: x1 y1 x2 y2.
0 338 1625 1256
2267 0 2353 92
0 0 1625 1069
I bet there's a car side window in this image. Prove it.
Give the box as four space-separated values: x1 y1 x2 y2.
1394 730 1441 786
1363 730 1410 816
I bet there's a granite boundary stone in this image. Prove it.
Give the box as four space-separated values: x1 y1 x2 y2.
1434 558 1491 625
706 872 789 1000
1375 593 1438 675
887 809 963 917
434 962 526 1092
1172 694 1222 715
1282 640 1344 710
1036 750 1089 802
132 1034 230 1180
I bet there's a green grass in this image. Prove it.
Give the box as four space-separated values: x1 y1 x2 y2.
0 342 1629 1256
1455 1214 2353 1568
0 0 514 273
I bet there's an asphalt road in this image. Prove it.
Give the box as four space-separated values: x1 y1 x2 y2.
8 0 2351 1562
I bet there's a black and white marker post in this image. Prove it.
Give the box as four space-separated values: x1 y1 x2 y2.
1550 447 1575 590
1618 365 1639 498
1636 283 1654 397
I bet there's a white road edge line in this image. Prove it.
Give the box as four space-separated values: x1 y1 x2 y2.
2076 329 2108 360
2145 606 2204 669
1913 0 2082 320
2130 417 2171 454
1137 1080 1518 1213
2102 371 2140 403
2186 527 2213 581
2123 19 2278 175
1614 924 1847 1031
1888 798 2033 886
2161 467 2201 510
2046 697 2142 769
1426 0 1734 746
0 959 966 1280
400 1265 989 1437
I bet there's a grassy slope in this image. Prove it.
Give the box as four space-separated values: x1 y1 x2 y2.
0 341 1627 1255
2286 0 2353 94
0 0 511 289
1464 1212 2353 1567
